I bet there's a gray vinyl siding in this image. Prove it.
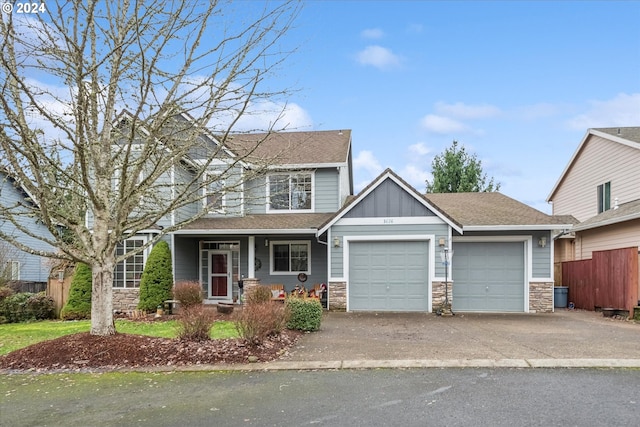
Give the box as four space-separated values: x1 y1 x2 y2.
330 223 448 278
344 179 435 218
244 176 266 214
0 176 55 283
314 168 340 212
458 230 552 279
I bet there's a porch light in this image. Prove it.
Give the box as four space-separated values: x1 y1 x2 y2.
265 238 269 247
538 236 547 248
333 236 341 248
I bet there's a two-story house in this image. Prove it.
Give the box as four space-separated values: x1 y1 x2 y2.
0 170 55 289
547 127 640 261
108 113 572 313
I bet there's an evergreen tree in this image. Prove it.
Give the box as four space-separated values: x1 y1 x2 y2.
60 263 92 320
137 241 173 312
426 140 500 193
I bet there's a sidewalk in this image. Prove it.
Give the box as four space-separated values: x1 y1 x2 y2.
235 309 640 370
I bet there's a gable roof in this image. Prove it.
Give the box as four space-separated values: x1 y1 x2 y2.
425 192 573 230
225 130 352 167
547 127 640 202
318 168 463 235
572 198 640 232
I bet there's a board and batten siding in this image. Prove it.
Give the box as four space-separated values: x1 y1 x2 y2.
344 179 435 218
575 219 640 260
330 223 448 278
551 135 640 222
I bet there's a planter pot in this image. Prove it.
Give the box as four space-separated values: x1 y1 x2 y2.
217 302 234 314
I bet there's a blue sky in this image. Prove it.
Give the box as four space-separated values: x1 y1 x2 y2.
277 1 640 213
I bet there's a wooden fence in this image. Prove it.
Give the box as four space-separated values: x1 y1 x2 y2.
562 247 639 314
46 276 72 318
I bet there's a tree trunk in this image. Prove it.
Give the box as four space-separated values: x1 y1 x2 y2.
90 263 116 336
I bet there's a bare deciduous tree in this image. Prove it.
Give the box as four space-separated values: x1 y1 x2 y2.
0 0 301 335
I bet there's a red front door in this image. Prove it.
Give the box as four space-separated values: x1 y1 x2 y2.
210 251 231 298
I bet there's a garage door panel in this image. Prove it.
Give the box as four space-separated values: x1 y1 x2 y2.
453 242 525 312
349 241 429 312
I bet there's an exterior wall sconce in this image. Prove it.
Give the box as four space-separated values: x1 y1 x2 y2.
438 238 446 247
265 238 269 247
333 236 341 248
538 236 547 248
57 269 64 282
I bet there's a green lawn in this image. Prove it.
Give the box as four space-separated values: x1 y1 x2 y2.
0 319 238 356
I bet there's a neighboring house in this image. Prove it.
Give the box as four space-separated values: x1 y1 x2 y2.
0 171 55 288
546 127 640 261
107 113 572 313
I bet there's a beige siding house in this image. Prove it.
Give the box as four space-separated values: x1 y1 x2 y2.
547 127 640 303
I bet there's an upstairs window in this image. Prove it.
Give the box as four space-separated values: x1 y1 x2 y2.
113 238 145 288
4 261 20 281
267 173 313 212
597 181 611 214
204 174 225 214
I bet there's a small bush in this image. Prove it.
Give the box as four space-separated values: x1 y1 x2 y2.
245 285 272 304
61 263 92 320
26 293 55 320
0 286 14 301
173 281 204 308
175 305 215 341
137 241 173 312
0 292 32 323
286 298 322 331
234 301 289 346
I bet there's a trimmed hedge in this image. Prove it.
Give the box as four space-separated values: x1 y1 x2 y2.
137 241 173 312
285 298 322 331
60 263 92 320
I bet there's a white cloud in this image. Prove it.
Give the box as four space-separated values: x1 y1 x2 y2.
361 28 384 39
399 164 429 192
435 102 501 119
353 150 384 176
567 93 640 130
420 114 468 134
408 142 430 157
355 45 402 70
229 101 313 132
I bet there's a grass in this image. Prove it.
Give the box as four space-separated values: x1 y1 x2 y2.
0 319 239 356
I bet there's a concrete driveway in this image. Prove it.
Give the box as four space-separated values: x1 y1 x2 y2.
279 309 640 367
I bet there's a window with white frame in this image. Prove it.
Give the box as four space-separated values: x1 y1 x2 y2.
204 174 225 213
267 172 312 212
271 241 310 274
113 238 146 288
597 181 611 214
4 261 20 281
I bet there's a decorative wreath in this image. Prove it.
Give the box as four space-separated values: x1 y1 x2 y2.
254 258 262 271
297 272 307 282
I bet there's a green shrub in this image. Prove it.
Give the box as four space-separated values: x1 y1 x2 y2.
245 285 272 304
137 241 173 312
286 298 322 331
0 292 32 323
60 263 92 320
26 293 55 320
172 280 203 308
175 305 215 341
234 301 289 346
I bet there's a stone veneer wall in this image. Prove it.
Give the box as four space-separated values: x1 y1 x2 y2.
529 282 553 313
241 278 261 302
112 288 140 312
431 281 451 308
328 281 346 311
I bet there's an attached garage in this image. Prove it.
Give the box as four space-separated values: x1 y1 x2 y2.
348 240 430 311
452 241 525 312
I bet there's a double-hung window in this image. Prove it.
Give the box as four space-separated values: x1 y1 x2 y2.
267 172 312 212
270 241 310 274
4 261 20 281
113 238 145 288
597 181 611 214
204 173 225 214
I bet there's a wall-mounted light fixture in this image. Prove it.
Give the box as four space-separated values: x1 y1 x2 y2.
538 236 547 248
57 269 64 282
265 238 269 247
333 236 341 248
438 238 446 247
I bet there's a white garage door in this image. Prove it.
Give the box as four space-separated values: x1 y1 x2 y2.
349 241 429 311
452 242 525 312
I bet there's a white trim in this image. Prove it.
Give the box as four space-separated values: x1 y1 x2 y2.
207 250 233 301
464 224 574 231
343 234 434 312
269 240 312 275
335 216 445 226
172 228 317 235
452 235 531 313
248 236 256 277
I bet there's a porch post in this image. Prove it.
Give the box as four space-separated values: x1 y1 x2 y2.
248 235 255 277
